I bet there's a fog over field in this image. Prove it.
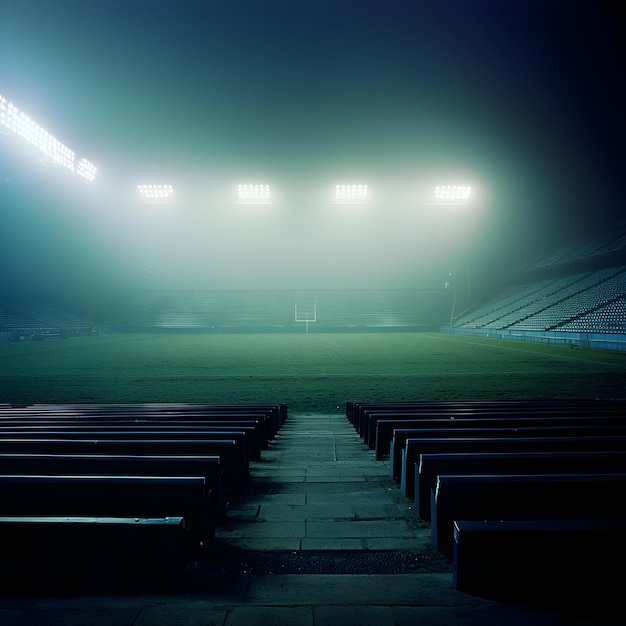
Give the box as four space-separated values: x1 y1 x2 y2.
1 1 624 315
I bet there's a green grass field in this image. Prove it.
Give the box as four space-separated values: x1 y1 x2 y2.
1 332 625 412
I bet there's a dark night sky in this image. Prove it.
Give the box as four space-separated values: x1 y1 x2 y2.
1 0 625 302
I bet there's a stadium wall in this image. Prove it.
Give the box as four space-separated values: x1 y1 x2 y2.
101 289 451 333
441 326 626 352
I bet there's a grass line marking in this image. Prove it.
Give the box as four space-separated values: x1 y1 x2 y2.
427 333 626 368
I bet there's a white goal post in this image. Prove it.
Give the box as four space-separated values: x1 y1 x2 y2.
294 304 317 333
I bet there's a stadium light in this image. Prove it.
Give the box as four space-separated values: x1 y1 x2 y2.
138 184 175 201
334 183 369 204
0 93 97 182
76 157 97 183
433 185 472 204
237 183 271 203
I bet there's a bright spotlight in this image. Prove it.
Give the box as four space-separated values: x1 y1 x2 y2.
0 93 97 180
0 95 75 170
434 185 472 203
76 157 97 183
237 183 271 203
334 183 368 203
138 184 175 201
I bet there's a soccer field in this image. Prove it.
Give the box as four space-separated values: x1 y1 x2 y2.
1 332 625 412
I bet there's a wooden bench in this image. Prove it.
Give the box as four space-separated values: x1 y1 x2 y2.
398 431 626 497
0 475 212 555
432 473 626 558
0 516 187 593
452 518 626 609
415 450 626 520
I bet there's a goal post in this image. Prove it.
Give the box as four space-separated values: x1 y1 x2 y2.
295 304 317 333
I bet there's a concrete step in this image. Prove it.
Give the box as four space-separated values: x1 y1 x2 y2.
215 413 429 552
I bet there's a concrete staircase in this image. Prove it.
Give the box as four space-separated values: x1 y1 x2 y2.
215 412 433 554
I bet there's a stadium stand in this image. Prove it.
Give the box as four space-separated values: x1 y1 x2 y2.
346 398 626 606
0 303 96 341
0 402 287 591
448 225 626 350
454 267 626 331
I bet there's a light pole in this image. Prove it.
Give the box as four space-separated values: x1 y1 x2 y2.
447 270 457 325
432 185 474 326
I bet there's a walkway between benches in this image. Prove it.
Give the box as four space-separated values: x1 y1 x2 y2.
1 413 611 626
215 412 431 554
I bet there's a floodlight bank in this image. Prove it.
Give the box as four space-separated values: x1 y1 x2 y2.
435 185 472 201
0 94 97 182
237 184 271 201
335 184 368 201
138 184 175 199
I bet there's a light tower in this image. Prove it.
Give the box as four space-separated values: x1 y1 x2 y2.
432 183 476 324
0 94 97 183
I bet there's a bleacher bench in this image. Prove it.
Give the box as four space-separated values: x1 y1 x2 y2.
452 518 626 610
0 516 187 593
415 450 626 520
432 473 626 558
0 475 211 556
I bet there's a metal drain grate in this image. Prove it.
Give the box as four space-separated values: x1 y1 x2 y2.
227 551 451 575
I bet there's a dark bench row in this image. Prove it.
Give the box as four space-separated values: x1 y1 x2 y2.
0 452 226 519
0 516 188 594
0 474 210 555
452 518 626 606
0 419 264 459
346 400 626 606
444 473 626 609
346 400 626 504
415 450 626 521
375 413 626 461
432 472 626 558
346 399 626 444
0 402 288 492
0 436 247 497
398 430 626 497
0 402 287 592
1 402 287 445
420 443 626 602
